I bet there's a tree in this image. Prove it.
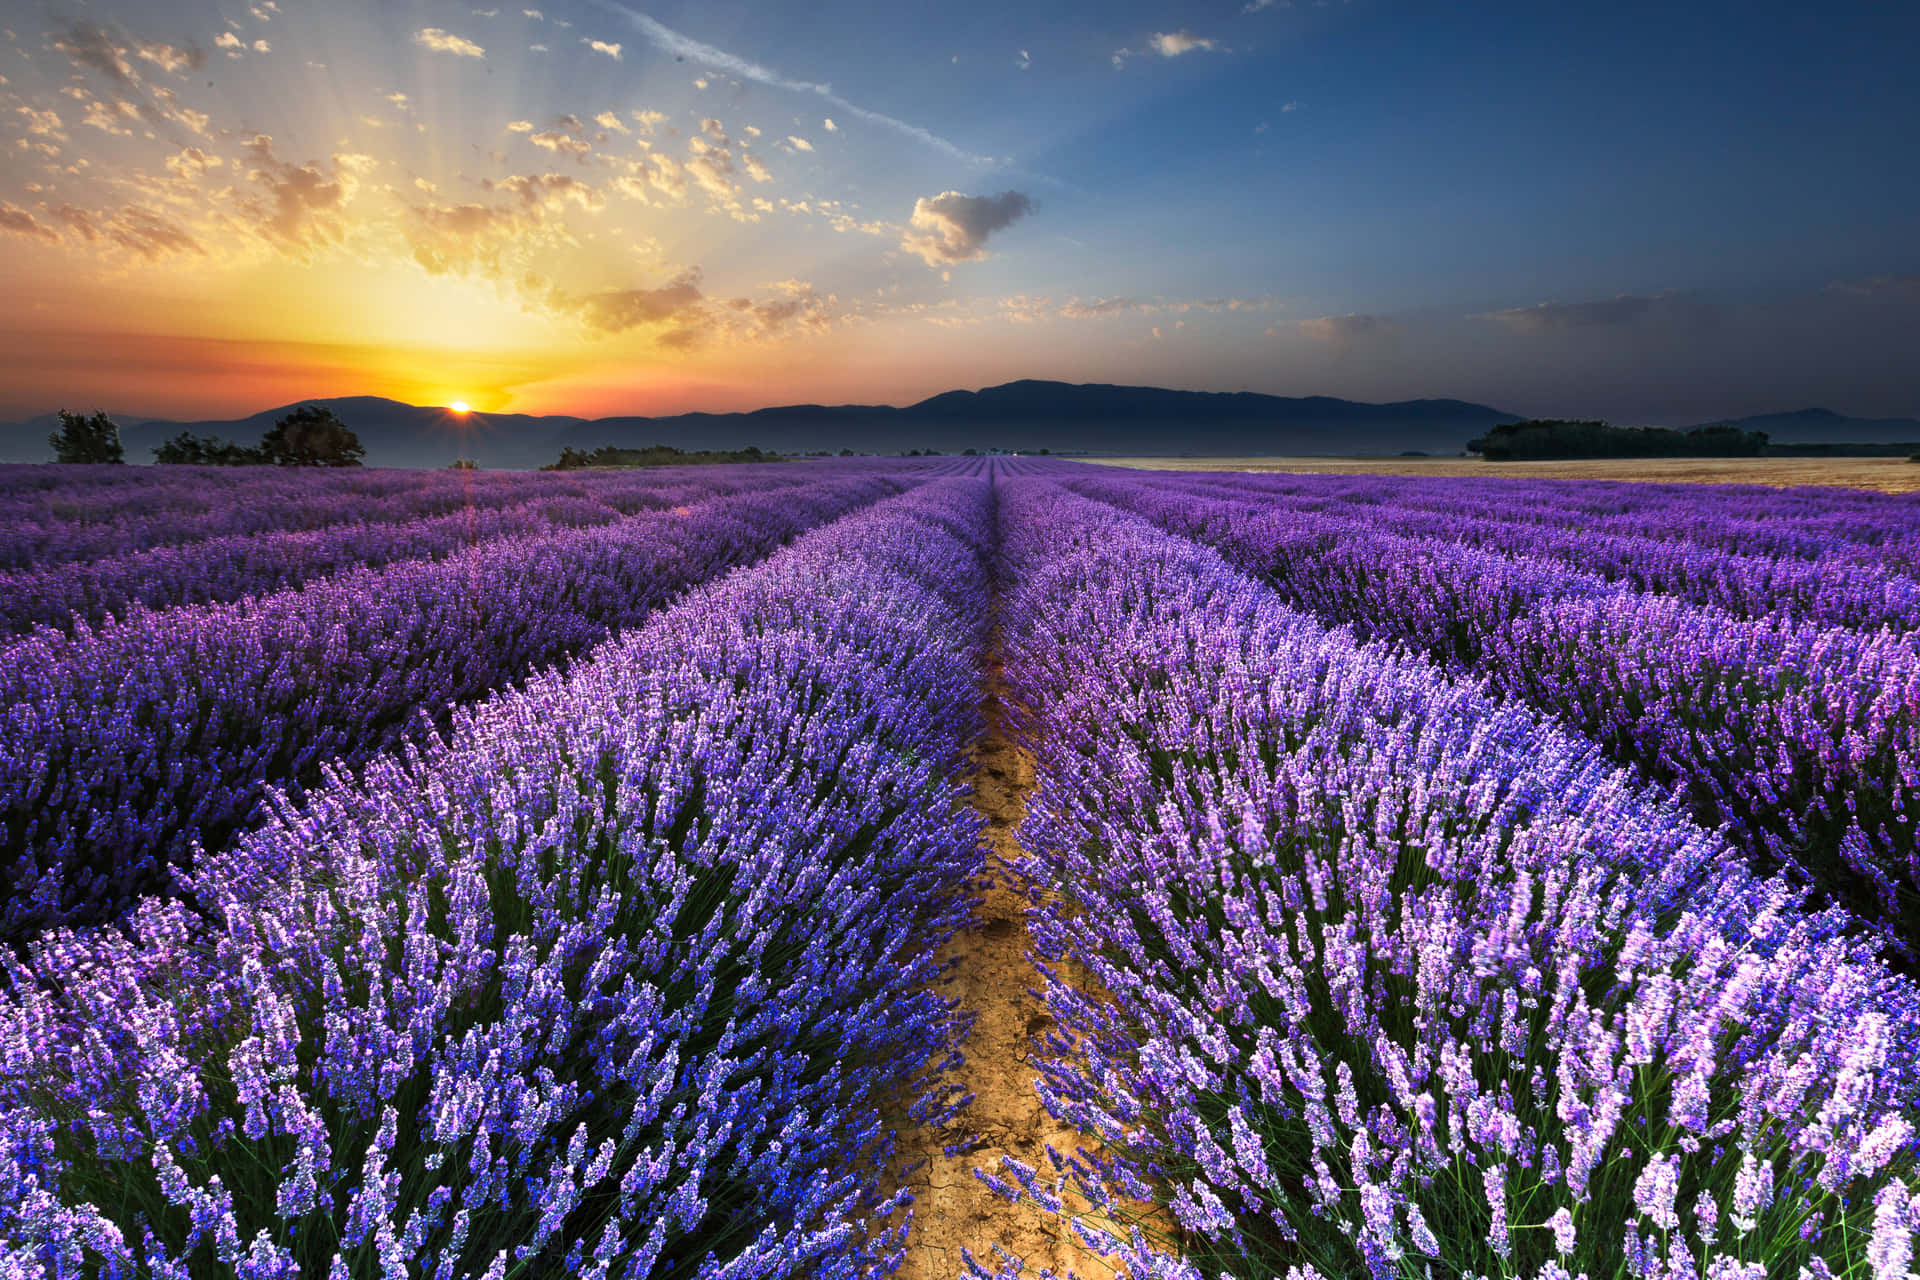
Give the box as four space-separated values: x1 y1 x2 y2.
153 432 263 465
48 409 125 464
259 405 365 467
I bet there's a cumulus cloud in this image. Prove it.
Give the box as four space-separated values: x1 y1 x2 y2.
409 200 529 274
238 134 375 254
528 130 593 159
901 189 1034 267
787 135 813 152
484 171 603 213
415 28 485 57
594 111 629 133
15 106 65 139
632 110 667 134
136 41 204 74
564 270 705 333
0 203 60 243
583 38 623 59
82 99 141 135
1477 293 1707 333
215 32 245 56
823 118 837 132
163 145 223 179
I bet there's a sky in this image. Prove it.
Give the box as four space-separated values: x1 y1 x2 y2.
0 0 1915 425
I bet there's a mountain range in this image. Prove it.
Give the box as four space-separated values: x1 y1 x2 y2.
1 382 1915 469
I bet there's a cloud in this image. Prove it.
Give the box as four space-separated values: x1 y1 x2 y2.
1827 274 1920 302
102 205 206 258
215 32 245 56
583 38 623 59
82 99 141 135
1152 30 1221 56
252 40 271 54
741 152 772 183
823 118 837 132
1115 29 1224 67
527 130 593 158
1477 293 1707 333
594 111 629 133
1283 101 1301 111
136 41 204 74
408 201 530 274
484 171 604 213
583 1 993 164
787 135 813 152
15 107 65 140
1299 313 1392 347
53 21 136 87
164 146 223 178
901 189 1034 266
0 203 60 243
1244 0 1286 10
524 8 545 18
415 28 486 57
238 134 375 254
564 269 705 333
631 110 667 134
1016 49 1030 70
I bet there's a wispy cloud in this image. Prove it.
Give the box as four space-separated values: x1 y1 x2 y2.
1476 293 1707 332
1827 274 1920 302
581 0 994 165
414 28 485 58
583 38 622 60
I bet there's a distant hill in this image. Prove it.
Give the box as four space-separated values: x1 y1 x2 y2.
10 385 1913 469
0 381 1524 468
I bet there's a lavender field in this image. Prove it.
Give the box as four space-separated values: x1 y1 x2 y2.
3 457 1918 1280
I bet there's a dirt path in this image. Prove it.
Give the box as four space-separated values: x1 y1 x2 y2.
893 661 1105 1280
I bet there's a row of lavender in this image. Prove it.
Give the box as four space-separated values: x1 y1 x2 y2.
1054 468 1920 958
1 476 995 1277
0 461 857 569
0 463 929 636
1147 467 1920 574
1095 468 1920 631
0 466 940 941
989 477 1920 1280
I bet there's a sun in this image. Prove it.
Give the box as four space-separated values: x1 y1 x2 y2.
449 400 470 414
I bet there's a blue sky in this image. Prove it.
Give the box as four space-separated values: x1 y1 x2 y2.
0 0 1914 422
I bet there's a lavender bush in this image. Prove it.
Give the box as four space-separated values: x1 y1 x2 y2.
989 477 1920 1280
1062 471 1920 958
0 477 994 1278
0 473 908 941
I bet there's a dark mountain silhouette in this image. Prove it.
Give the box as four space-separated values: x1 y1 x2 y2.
5 383 1911 469
0 381 1523 468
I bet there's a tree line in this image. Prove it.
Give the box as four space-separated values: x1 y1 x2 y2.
48 406 366 467
1467 419 1769 460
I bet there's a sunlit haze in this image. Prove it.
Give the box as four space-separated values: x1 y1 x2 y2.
1 0 1915 425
